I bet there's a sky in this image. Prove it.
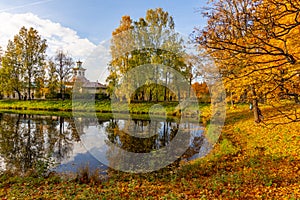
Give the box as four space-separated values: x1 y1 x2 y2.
0 0 207 83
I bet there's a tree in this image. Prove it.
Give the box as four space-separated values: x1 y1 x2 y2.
192 82 210 102
106 15 134 98
192 0 300 123
46 60 59 99
1 41 24 99
14 26 47 100
53 50 74 100
34 64 47 99
107 8 187 102
0 113 78 174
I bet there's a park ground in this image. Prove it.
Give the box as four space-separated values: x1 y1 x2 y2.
0 101 299 199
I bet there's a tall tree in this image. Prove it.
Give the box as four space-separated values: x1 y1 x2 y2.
46 60 59 99
14 26 47 100
53 50 74 100
107 15 134 98
107 8 187 102
34 64 47 99
192 0 300 123
1 41 24 99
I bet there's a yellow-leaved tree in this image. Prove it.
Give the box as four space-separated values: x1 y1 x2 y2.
192 0 300 123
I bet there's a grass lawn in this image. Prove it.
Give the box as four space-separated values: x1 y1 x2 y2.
0 104 299 199
0 99 206 116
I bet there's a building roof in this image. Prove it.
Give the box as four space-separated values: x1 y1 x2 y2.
82 81 107 89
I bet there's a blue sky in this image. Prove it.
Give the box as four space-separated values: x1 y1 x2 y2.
0 0 207 82
0 0 206 43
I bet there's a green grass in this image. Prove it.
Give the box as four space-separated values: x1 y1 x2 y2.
0 99 208 117
0 99 73 111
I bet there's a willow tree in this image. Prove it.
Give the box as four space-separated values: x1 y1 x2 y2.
107 8 187 102
14 26 47 100
193 0 300 123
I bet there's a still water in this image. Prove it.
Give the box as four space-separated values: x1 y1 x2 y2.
0 111 210 175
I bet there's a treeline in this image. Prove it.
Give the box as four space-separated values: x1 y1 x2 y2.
0 19 208 102
0 27 76 100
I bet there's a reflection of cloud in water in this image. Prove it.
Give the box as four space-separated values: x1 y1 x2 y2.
57 141 87 165
53 125 108 173
80 125 109 164
53 151 107 174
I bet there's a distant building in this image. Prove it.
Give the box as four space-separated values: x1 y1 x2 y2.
65 60 107 94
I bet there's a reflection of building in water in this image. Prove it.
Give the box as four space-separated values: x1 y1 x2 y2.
66 60 107 94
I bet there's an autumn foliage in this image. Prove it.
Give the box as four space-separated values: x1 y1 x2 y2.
192 0 300 123
191 82 210 102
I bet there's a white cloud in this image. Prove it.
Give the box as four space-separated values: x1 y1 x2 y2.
83 40 111 84
0 12 102 80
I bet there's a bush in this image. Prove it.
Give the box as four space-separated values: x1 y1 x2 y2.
95 93 110 101
46 93 71 100
72 93 110 100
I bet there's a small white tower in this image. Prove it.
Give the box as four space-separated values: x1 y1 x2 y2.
73 60 86 78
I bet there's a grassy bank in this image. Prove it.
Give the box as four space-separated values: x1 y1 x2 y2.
0 99 97 112
0 104 299 199
0 99 206 117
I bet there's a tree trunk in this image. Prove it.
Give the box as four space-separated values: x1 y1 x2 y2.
28 78 31 100
149 88 152 102
142 90 145 101
164 73 168 102
251 88 261 123
188 75 192 98
60 80 64 100
252 99 261 123
15 90 21 100
294 94 299 104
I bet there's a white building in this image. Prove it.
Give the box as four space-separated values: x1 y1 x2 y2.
66 60 107 94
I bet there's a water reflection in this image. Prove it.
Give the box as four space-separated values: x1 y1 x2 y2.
94 117 207 172
0 112 208 175
0 113 80 174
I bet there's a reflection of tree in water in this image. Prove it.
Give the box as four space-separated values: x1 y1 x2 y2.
105 118 194 171
0 113 80 174
0 114 44 173
106 119 165 153
0 112 206 174
47 116 76 163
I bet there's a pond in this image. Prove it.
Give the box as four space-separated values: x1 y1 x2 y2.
0 111 211 176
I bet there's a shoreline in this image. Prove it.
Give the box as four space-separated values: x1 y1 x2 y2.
0 99 206 118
